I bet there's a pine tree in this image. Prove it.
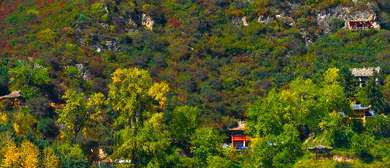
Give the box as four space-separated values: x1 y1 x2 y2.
338 66 356 101
366 71 384 113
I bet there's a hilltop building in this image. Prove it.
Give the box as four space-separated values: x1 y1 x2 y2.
350 66 380 87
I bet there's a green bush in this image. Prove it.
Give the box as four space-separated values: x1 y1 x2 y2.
91 3 105 16
37 118 57 138
331 18 345 33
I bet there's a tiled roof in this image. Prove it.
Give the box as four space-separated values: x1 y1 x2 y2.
351 104 370 110
308 144 333 150
338 111 348 117
308 144 333 153
0 91 22 99
350 67 380 77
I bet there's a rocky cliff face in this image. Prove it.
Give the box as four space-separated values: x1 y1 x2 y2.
255 2 380 46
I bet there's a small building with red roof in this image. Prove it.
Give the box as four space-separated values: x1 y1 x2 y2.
347 21 373 30
228 121 249 149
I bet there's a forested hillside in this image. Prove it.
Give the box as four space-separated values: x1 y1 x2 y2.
2 0 390 167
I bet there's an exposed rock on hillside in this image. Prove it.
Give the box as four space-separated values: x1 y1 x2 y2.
258 15 273 25
76 63 91 81
316 4 380 35
232 16 248 27
142 14 154 30
254 1 380 46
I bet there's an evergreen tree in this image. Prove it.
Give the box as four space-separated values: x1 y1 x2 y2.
365 71 384 113
338 66 356 101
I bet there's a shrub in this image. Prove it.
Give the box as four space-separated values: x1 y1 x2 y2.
27 96 54 119
91 3 105 16
331 18 345 33
37 118 57 138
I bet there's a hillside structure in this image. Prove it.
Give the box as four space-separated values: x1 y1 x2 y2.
0 90 25 105
338 104 375 126
308 144 333 160
228 121 249 149
347 21 373 30
350 66 380 87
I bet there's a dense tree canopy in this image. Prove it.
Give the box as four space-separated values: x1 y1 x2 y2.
2 0 390 167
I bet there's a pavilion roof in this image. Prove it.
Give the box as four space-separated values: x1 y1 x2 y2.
308 144 333 153
338 109 375 118
350 67 380 77
351 104 370 111
0 91 22 99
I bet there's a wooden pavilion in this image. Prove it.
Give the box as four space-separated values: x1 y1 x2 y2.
308 144 333 160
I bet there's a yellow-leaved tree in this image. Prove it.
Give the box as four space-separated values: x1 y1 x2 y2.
108 67 170 166
19 140 39 168
2 142 19 167
57 90 105 144
0 111 7 125
43 147 59 168
108 67 169 130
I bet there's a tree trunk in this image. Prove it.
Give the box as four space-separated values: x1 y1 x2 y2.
135 102 141 124
131 115 135 133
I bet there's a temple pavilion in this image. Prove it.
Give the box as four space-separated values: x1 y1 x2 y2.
338 104 375 126
308 144 333 160
350 67 380 87
228 121 249 149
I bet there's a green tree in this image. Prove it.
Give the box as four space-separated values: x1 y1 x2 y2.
246 77 321 135
365 114 390 139
64 66 89 91
330 18 345 33
351 132 375 162
319 111 354 148
108 68 170 166
382 75 390 113
207 155 232 168
57 90 105 144
114 113 171 166
190 126 226 165
54 142 87 167
321 67 352 116
8 60 51 99
365 71 384 113
108 68 169 131
248 124 303 168
169 105 200 143
246 89 284 136
338 66 356 101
